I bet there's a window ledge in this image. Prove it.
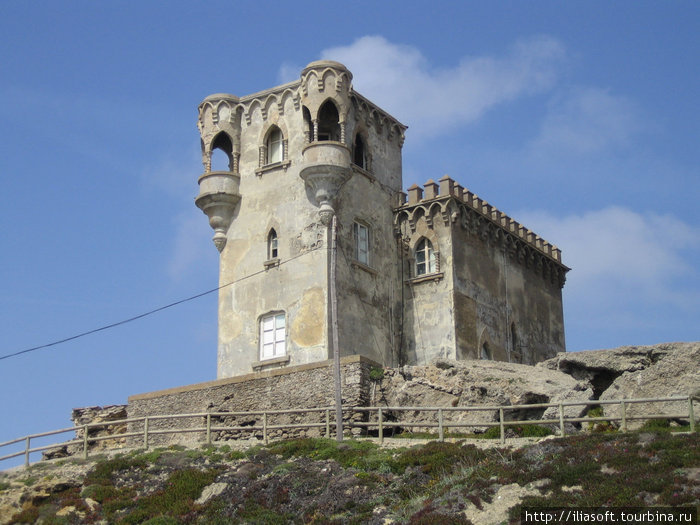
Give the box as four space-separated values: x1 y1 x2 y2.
252 355 290 371
264 258 280 269
351 260 378 276
255 160 291 176
406 272 444 285
351 164 375 181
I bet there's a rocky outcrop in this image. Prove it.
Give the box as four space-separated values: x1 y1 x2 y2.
371 359 594 431
371 342 699 432
42 405 128 460
540 342 700 429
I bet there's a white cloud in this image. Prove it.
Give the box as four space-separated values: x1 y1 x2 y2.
530 87 643 156
517 206 699 307
281 35 566 138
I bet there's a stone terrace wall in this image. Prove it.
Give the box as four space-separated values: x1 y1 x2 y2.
127 355 377 447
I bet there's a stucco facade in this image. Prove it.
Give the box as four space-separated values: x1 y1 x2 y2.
195 61 569 379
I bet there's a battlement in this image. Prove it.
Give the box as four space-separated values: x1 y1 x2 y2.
197 61 406 144
397 175 566 266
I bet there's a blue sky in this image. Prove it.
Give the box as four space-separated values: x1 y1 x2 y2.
1 2 698 463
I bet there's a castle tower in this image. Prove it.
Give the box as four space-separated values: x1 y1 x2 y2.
196 61 407 378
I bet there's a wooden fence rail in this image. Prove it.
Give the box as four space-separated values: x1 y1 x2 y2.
1 395 696 468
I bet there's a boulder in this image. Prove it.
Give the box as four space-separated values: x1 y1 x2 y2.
539 344 676 397
598 343 700 428
71 405 128 452
372 359 593 432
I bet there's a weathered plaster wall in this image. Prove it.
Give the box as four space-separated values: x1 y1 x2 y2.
127 356 376 446
400 215 457 365
333 133 403 366
396 180 567 366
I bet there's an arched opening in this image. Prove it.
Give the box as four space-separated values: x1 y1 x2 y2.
265 126 283 164
353 133 366 168
317 100 340 141
267 228 278 260
415 238 436 276
302 106 313 142
481 342 492 360
210 132 233 171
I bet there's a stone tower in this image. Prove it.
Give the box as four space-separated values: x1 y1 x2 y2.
196 61 406 378
196 61 568 379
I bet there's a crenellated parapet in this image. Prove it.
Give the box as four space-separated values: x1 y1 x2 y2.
196 62 405 158
395 175 569 287
351 92 406 148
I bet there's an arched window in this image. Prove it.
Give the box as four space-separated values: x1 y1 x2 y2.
266 127 283 164
267 229 278 260
210 132 233 171
353 134 366 168
415 238 436 276
317 100 340 141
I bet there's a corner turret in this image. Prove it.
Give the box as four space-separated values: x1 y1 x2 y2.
195 94 243 251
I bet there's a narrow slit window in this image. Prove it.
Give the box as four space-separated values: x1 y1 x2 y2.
353 222 369 265
268 229 278 260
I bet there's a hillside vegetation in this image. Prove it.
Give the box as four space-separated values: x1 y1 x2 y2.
1 426 697 524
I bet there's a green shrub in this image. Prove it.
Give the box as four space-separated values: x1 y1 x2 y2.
227 449 246 460
369 366 385 381
640 418 672 432
86 456 147 485
586 406 616 432
119 468 220 524
481 426 502 439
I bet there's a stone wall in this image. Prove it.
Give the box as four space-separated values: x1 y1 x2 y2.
127 355 377 447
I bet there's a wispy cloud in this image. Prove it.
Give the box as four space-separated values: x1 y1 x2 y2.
282 35 566 138
530 87 644 156
139 146 216 281
517 206 699 307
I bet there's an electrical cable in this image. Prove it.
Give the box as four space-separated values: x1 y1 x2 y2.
0 246 322 362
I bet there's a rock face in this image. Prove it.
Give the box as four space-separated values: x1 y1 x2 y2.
371 359 594 431
541 342 699 428
43 405 128 459
372 342 699 431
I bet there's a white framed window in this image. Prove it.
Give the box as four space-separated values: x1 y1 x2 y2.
353 221 369 266
415 238 436 276
266 127 283 164
267 229 278 259
260 313 286 360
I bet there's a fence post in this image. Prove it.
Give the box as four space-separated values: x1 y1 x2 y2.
438 409 444 442
621 400 627 432
263 412 268 445
325 409 330 438
378 408 383 444
559 403 565 437
206 413 212 446
499 408 505 444
83 424 89 460
143 417 149 450
24 436 30 468
689 396 696 434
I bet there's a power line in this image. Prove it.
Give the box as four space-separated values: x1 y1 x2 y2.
0 246 322 362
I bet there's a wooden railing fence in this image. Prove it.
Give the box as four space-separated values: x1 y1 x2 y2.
1 395 696 468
